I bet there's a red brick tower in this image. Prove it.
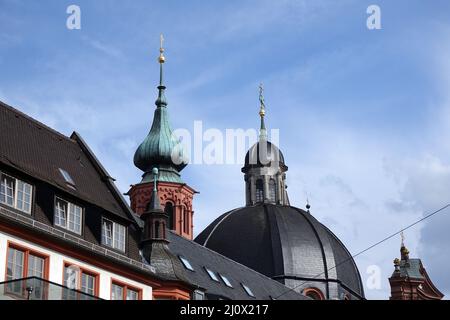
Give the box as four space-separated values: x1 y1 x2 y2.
389 235 443 300
128 36 197 240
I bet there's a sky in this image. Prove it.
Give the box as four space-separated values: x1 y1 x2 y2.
1 0 450 300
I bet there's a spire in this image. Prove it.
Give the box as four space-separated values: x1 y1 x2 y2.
400 232 409 262
258 83 267 140
148 167 162 211
155 34 167 108
133 35 187 181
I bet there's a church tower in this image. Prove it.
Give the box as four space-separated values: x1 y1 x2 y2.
389 234 444 300
241 85 289 206
128 36 197 240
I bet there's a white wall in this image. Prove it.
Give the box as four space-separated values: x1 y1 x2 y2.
0 230 153 300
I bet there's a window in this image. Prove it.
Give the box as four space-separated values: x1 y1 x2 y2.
63 264 98 298
269 179 276 203
111 281 141 300
154 221 160 239
303 287 325 300
0 172 33 214
241 283 255 298
255 179 264 203
102 218 126 252
219 274 233 288
193 290 205 300
59 168 75 186
6 245 47 281
164 202 174 230
28 255 45 278
179 256 194 271
182 207 189 233
54 198 82 234
6 244 48 299
126 288 139 300
204 267 220 282
6 247 25 281
111 283 123 300
81 273 96 296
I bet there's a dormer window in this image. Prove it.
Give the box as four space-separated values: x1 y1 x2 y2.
0 171 33 214
54 197 83 235
102 218 126 252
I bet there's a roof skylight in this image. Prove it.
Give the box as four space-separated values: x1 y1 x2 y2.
241 283 255 298
204 267 220 282
59 168 75 186
219 274 233 288
179 256 194 271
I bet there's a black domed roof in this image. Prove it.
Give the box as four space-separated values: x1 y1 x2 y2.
195 204 364 299
243 140 287 172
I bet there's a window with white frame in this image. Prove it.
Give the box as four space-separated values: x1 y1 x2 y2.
0 172 33 214
102 218 126 252
54 198 83 235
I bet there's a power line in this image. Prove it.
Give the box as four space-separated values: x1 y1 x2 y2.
275 203 450 299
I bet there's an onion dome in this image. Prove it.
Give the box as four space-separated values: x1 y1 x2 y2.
134 35 188 183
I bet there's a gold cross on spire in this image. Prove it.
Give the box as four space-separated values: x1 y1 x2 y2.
158 34 165 63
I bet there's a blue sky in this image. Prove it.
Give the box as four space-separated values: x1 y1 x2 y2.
1 0 450 299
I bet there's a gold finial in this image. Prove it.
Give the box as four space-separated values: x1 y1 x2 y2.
393 258 400 266
259 83 265 117
158 34 165 63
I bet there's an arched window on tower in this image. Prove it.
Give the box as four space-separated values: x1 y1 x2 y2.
154 221 160 239
269 179 276 203
164 202 174 230
255 179 264 203
182 207 189 234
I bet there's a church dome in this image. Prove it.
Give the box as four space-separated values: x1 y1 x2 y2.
195 203 365 299
242 140 287 173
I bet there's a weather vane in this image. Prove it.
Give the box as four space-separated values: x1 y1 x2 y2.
259 83 265 108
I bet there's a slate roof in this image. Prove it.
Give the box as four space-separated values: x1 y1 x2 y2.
167 231 308 300
0 101 132 222
398 259 424 279
195 203 365 299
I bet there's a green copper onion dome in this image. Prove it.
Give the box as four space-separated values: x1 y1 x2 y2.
134 36 188 183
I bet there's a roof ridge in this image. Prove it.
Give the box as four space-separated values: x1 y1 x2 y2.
203 207 241 246
169 228 303 293
0 100 75 143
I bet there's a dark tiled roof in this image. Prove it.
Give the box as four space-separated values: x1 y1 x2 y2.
195 204 364 299
398 259 424 279
0 101 131 222
168 231 308 300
